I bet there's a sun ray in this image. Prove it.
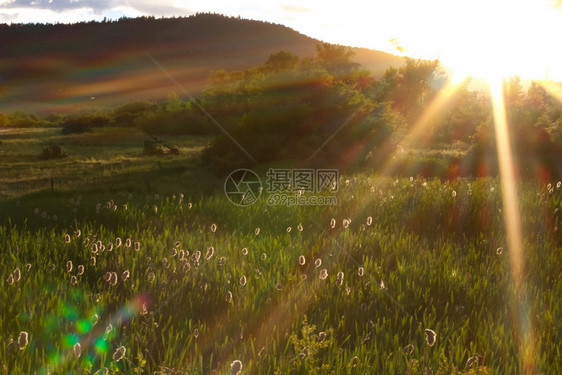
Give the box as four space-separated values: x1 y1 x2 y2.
377 77 463 175
488 78 535 374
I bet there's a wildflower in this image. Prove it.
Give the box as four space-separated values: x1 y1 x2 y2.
76 230 81 237
240 275 247 286
70 276 78 285
452 190 457 198
91 243 98 254
261 253 267 261
90 257 96 266
148 272 155 283
318 331 326 342
276 282 282 290
188 202 192 209
125 238 131 248
366 216 372 226
351 356 358 367
210 223 217 233
122 270 130 281
178 250 185 260
26 263 31 271
13 268 21 282
18 331 28 350
112 346 126 362
192 251 201 261
107 243 113 252
343 219 350 228
345 286 351 295
286 226 291 232
103 272 111 282
225 291 233 303
358 267 364 277
73 342 82 357
297 223 303 232
242 247 248 256
380 280 386 290
424 329 436 347
66 261 73 273
319 269 328 280
65 234 71 243
171 248 177 257
115 237 122 247
330 218 336 228
134 242 140 251
34 208 39 215
314 258 322 268
6 274 14 285
205 246 214 260
298 255 306 266
255 227 260 235
496 247 503 255
230 360 243 375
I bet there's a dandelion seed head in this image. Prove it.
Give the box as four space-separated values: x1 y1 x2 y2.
297 223 303 232
358 267 364 277
315 258 322 268
193 328 199 338
6 274 14 285
112 346 126 362
205 246 214 260
125 238 132 248
134 242 140 251
286 226 291 232
71 275 78 285
452 190 457 198
115 237 122 247
496 247 503 255
13 268 21 282
261 253 267 261
255 227 260 235
18 331 28 350
298 255 306 266
230 359 243 375
424 329 436 347
66 260 73 273
122 270 130 281
217 256 226 266
330 218 336 228
319 269 328 280
239 275 247 286
366 216 372 226
107 243 113 252
343 219 350 228
318 331 326 342
242 247 248 256
91 243 98 254
103 272 111 282
65 234 71 243
210 223 217 233
403 344 414 355
225 291 233 303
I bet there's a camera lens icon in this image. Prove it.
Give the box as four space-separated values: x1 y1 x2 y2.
224 169 262 206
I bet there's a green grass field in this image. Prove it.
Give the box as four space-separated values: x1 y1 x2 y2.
0 127 560 374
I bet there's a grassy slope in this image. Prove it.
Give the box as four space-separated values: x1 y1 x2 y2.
0 128 561 374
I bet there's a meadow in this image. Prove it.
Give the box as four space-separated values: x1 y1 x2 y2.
0 127 561 374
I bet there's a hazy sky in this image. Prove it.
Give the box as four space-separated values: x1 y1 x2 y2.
1 0 561 79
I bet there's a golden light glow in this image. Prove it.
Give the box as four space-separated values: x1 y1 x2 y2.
489 78 535 374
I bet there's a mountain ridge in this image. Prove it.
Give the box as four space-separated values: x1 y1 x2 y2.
0 13 404 114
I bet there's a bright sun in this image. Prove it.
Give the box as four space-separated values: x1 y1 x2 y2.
439 0 562 82
383 0 562 83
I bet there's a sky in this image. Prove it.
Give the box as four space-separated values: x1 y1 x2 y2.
1 0 561 80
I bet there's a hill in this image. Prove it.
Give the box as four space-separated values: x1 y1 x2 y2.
0 13 403 114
